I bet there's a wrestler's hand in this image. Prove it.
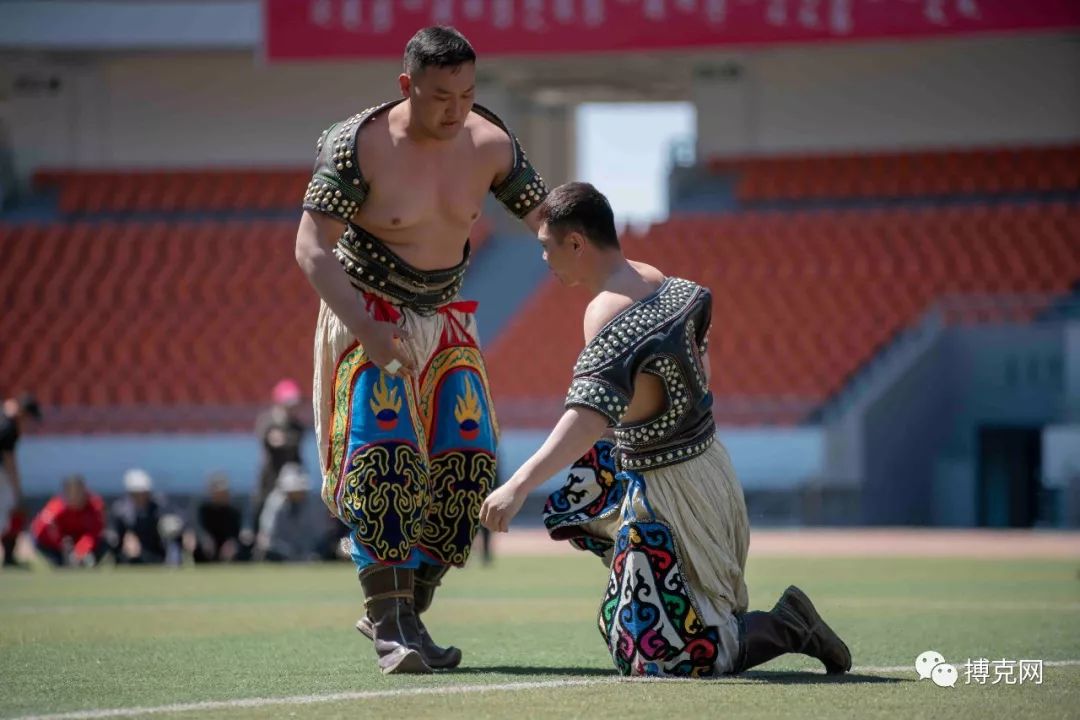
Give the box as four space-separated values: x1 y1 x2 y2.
479 480 527 533
360 320 416 376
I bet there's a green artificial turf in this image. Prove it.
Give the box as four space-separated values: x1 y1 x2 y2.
1 553 1077 719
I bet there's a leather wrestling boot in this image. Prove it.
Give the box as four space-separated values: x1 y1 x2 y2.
357 566 432 675
411 564 463 669
732 585 851 675
356 564 462 669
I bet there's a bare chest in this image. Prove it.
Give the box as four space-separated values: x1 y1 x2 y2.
359 141 491 231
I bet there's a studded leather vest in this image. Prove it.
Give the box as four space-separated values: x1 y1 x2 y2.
332 223 468 314
302 99 548 223
301 100 547 314
564 278 715 473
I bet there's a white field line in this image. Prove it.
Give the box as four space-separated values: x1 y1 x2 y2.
8 680 615 720
9 661 1080 720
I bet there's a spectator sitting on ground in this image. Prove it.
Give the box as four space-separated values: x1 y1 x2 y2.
314 510 351 562
193 472 250 563
30 474 108 567
110 468 183 565
257 463 320 562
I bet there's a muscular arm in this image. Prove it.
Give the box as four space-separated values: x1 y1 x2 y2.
294 210 415 373
487 126 546 234
480 294 630 532
502 289 622 469
479 408 609 534
294 211 372 340
512 409 607 494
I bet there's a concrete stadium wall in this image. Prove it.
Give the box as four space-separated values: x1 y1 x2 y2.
694 34 1080 156
833 319 1075 527
929 324 1068 525
0 51 576 194
16 426 824 501
16 432 301 500
858 330 953 526
3 34 1077 184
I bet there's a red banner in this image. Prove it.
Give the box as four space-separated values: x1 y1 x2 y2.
265 0 1080 60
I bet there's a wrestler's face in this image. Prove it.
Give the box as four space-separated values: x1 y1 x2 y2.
538 223 582 286
401 63 476 141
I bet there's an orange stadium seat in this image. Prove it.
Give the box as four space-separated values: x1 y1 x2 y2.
2 203 1077 432
30 167 495 249
0 219 318 432
712 144 1080 203
485 203 1080 428
33 168 313 214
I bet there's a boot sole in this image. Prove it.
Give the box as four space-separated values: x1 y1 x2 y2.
358 616 463 670
778 586 852 674
380 647 432 675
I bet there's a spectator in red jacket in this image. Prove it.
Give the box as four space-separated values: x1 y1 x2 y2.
31 475 108 567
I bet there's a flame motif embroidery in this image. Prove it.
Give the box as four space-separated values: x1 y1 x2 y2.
370 373 403 430
454 377 482 441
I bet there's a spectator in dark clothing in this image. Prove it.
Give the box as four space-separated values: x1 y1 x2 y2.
252 379 307 532
1 392 42 568
315 511 351 562
193 472 250 563
110 468 181 565
257 463 321 562
31 474 108 567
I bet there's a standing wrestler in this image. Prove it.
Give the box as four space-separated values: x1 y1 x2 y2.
294 26 546 674
480 183 851 678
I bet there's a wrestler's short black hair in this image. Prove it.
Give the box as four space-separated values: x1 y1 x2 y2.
537 182 620 250
404 26 476 75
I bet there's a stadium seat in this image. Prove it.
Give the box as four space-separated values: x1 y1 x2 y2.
485 203 1080 428
703 144 1080 203
3 201 1077 432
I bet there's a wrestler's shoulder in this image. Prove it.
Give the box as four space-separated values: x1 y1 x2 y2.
670 277 713 309
465 110 513 148
320 102 393 132
345 106 395 165
313 103 393 150
463 111 517 177
675 276 710 295
644 268 706 295
583 292 635 342
628 260 665 284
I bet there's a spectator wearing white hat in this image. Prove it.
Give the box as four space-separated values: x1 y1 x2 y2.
257 463 321 562
110 468 182 565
